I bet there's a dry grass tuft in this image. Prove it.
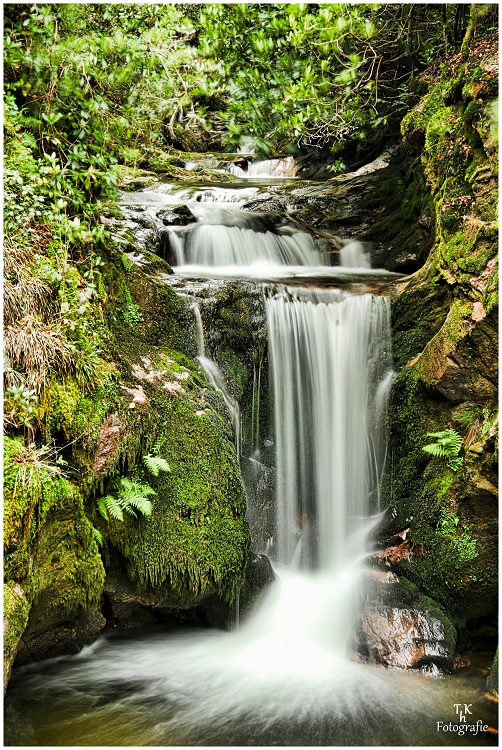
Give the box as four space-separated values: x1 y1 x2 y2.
4 276 54 327
4 315 76 393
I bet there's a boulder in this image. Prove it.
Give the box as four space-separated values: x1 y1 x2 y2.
354 568 457 672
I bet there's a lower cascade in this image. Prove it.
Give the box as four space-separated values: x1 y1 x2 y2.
7 265 494 745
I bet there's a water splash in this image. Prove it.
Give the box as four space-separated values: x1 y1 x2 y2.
340 239 372 268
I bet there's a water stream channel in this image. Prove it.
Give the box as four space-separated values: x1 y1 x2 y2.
4 160 497 747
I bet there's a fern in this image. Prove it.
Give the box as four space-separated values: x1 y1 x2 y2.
116 477 155 517
143 452 171 477
422 429 464 471
97 494 124 522
91 526 104 547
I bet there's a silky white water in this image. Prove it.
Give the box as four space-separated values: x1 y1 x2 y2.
190 298 242 457
266 287 392 575
227 155 298 178
175 222 328 266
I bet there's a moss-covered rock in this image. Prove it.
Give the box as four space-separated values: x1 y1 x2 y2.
388 32 498 634
3 582 31 691
3 437 106 684
106 392 249 605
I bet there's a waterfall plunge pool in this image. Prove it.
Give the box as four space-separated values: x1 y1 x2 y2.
5 600 497 747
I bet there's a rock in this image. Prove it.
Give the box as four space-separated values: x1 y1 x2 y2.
156 205 196 226
356 606 455 671
355 568 456 672
93 413 125 474
3 582 31 692
120 174 159 191
102 555 275 633
240 553 276 618
102 576 203 629
15 610 106 665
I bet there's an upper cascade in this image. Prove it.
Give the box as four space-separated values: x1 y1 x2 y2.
227 156 298 178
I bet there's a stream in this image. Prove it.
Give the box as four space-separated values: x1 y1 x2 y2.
4 159 497 747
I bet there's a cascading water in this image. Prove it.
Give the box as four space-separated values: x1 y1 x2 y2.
227 155 298 178
189 298 241 458
266 287 392 573
6 166 497 749
170 204 328 269
231 286 393 668
340 239 372 268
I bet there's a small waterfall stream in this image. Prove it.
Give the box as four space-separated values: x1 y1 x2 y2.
5 167 497 748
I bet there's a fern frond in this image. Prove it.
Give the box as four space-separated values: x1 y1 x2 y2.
102 494 125 521
117 477 155 517
92 526 104 546
423 428 463 470
423 443 448 458
143 453 171 476
125 494 153 517
97 496 110 520
118 477 156 497
426 429 463 453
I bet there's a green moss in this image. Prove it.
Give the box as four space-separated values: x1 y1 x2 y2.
31 488 105 624
109 396 249 604
105 259 186 353
399 508 479 615
4 437 67 558
391 274 450 368
39 372 120 449
440 222 497 278
3 582 31 690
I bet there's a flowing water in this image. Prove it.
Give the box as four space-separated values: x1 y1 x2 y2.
5 166 497 747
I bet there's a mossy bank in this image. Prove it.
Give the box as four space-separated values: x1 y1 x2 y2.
387 31 498 645
4 232 250 687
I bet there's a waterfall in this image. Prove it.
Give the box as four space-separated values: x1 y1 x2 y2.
179 224 327 267
340 240 371 268
190 299 241 457
227 156 298 178
266 288 392 571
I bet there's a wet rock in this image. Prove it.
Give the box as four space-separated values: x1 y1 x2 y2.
356 606 455 671
197 553 276 629
240 553 276 616
102 577 190 629
15 610 106 665
156 205 196 226
486 648 498 694
102 556 275 633
355 568 457 672
4 700 37 745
